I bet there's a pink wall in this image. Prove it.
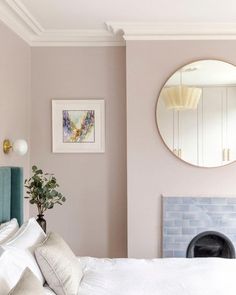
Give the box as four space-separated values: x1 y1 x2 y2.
4 20 236 260
0 21 31 218
126 40 236 258
31 47 127 257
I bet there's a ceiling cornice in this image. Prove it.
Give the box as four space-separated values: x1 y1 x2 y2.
106 22 236 40
0 0 35 42
0 0 124 46
29 29 125 47
2 1 236 46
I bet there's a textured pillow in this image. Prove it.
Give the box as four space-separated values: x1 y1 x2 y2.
2 218 46 285
35 232 83 295
8 268 44 295
0 219 19 244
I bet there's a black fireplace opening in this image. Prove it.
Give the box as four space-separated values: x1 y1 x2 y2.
186 231 235 259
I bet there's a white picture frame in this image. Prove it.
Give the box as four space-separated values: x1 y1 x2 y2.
52 99 105 153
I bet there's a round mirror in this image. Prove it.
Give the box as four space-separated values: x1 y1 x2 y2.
156 59 236 168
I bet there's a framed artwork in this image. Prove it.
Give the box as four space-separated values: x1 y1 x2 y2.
52 100 105 153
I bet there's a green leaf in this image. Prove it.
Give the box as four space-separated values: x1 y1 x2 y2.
32 165 37 172
36 169 43 175
25 165 66 211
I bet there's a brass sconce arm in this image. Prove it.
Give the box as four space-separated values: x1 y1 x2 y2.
3 139 12 154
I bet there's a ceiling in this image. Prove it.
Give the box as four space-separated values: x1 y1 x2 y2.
19 0 236 30
1 0 236 46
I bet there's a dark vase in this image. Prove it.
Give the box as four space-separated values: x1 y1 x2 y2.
36 214 46 233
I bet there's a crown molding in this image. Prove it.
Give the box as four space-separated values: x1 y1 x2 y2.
5 0 44 34
2 1 236 47
0 0 124 46
106 22 236 40
29 29 125 47
0 0 36 42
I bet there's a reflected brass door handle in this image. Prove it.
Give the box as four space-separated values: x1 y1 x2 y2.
178 149 182 158
223 148 231 161
227 149 230 161
173 149 182 158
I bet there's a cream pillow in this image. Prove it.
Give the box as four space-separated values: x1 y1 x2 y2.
35 232 83 295
0 219 19 244
8 268 44 295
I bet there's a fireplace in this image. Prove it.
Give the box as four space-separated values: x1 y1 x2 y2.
162 196 236 258
186 231 235 258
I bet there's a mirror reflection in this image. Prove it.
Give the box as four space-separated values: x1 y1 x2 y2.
156 60 236 167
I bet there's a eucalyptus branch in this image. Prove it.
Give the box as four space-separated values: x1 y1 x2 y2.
25 165 66 215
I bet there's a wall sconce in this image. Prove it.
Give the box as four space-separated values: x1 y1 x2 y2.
3 139 28 156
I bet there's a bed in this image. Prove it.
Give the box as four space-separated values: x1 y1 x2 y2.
78 256 236 295
1 166 236 295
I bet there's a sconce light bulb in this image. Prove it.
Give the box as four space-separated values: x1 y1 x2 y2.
13 139 28 156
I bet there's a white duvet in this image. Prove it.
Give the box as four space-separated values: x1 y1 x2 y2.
78 257 236 295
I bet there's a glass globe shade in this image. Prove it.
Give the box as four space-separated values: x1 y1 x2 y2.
13 139 28 156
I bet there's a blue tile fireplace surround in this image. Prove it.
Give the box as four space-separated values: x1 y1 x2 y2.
162 196 236 258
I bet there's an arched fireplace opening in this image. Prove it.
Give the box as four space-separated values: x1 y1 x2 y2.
186 231 235 259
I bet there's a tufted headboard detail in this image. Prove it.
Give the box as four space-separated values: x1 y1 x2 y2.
0 167 23 225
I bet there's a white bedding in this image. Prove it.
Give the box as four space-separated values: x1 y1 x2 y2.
78 257 236 295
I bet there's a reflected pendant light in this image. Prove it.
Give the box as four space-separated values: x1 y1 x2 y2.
162 70 202 110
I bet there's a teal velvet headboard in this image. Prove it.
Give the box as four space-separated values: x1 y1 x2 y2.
0 167 23 225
